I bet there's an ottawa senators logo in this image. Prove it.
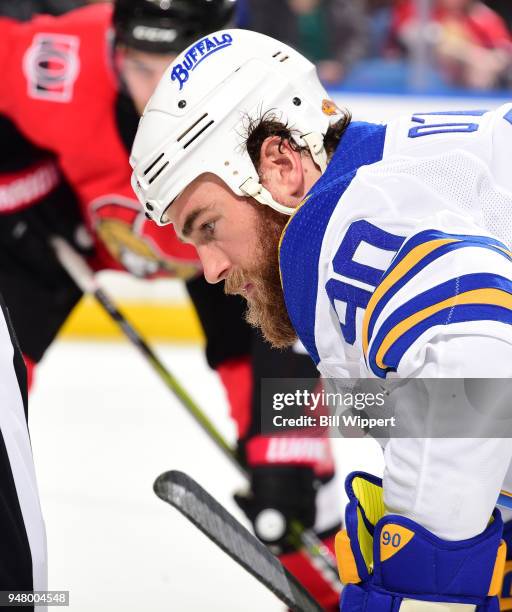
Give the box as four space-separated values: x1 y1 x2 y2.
90 195 201 280
23 33 80 102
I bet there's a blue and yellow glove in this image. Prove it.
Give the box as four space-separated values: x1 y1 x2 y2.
335 472 506 611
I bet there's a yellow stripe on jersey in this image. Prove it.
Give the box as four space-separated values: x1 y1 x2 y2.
374 288 512 370
362 238 458 355
496 245 512 258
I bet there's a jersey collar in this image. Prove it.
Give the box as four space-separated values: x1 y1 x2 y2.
278 121 387 364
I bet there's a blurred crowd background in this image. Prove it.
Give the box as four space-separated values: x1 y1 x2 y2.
236 0 512 94
7 0 512 94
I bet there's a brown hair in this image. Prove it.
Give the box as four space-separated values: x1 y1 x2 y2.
244 107 352 171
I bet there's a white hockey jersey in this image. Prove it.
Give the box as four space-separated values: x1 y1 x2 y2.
279 103 512 380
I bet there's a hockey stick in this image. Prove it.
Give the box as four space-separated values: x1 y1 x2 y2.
155 473 512 612
51 237 342 590
154 470 324 612
51 237 237 467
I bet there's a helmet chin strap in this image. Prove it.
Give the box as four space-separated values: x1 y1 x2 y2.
301 132 328 173
240 131 327 216
240 178 296 216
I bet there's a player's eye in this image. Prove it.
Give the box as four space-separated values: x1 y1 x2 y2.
136 63 154 78
201 221 216 239
124 58 153 77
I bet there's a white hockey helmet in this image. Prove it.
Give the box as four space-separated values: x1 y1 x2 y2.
130 28 334 226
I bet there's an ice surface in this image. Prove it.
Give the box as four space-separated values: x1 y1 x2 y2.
29 340 384 611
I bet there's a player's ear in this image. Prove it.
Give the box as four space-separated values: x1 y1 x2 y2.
258 136 304 196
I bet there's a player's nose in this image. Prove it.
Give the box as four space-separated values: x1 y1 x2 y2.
199 247 231 284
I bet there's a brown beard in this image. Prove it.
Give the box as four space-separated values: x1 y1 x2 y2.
224 203 298 348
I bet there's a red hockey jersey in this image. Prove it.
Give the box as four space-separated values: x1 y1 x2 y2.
0 3 200 279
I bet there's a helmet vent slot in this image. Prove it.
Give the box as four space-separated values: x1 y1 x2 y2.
148 160 169 184
183 119 215 149
143 152 164 176
272 50 289 62
178 113 209 143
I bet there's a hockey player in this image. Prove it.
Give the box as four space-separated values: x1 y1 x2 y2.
0 0 89 390
0 3 340 606
131 28 512 610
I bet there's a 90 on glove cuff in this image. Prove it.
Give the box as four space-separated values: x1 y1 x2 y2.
336 472 506 612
